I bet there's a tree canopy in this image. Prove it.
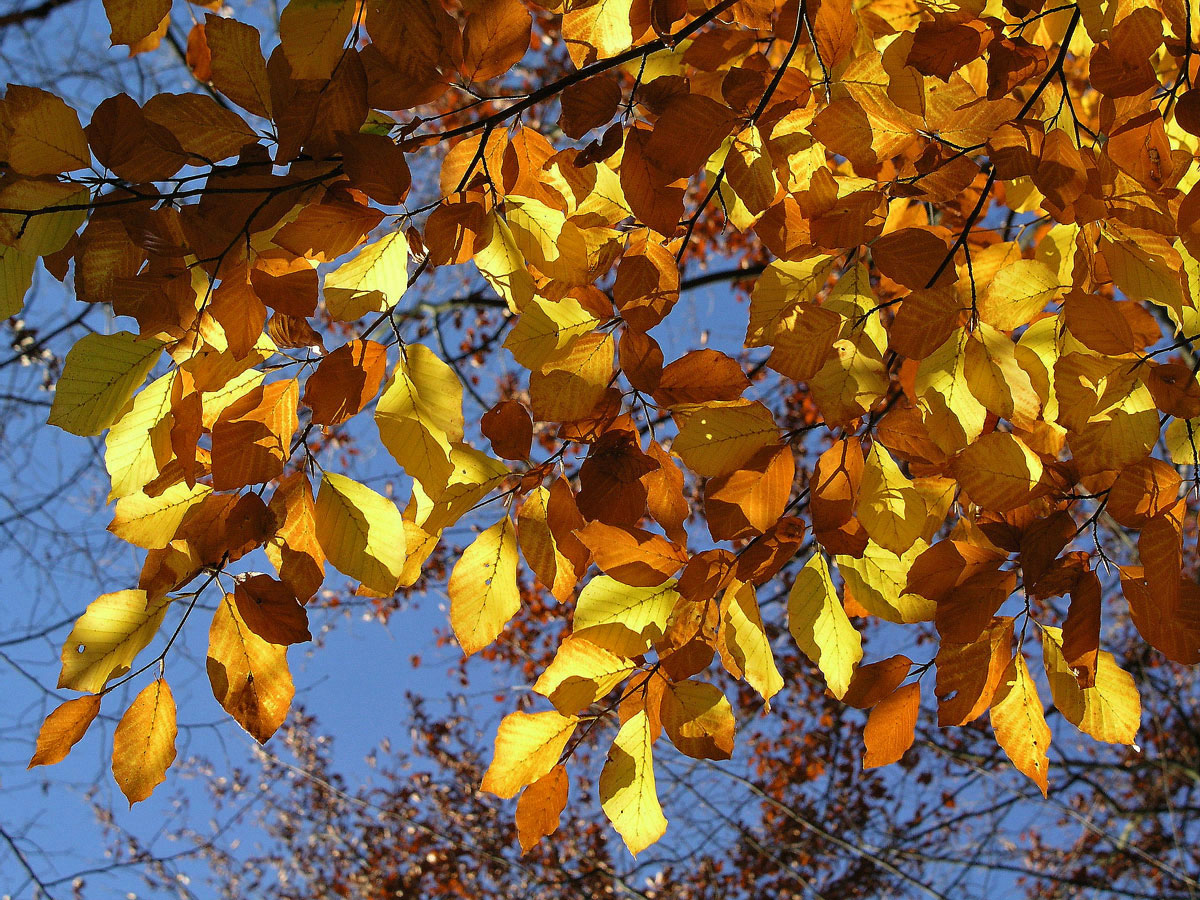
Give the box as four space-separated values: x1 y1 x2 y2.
12 0 1200 870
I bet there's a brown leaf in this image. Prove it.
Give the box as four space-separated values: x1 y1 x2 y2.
481 399 534 461
863 682 920 769
652 349 749 407
303 341 388 426
575 521 687 586
234 574 311 645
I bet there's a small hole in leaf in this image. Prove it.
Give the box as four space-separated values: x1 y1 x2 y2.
76 644 86 654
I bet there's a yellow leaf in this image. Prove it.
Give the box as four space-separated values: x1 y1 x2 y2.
506 197 594 285
1066 383 1158 475
58 590 170 694
207 592 294 743
481 709 578 799
49 331 164 436
746 256 835 347
517 484 586 603
573 575 680 657
951 432 1043 512
516 765 569 854
375 343 464 493
838 538 935 624
660 680 736 760
528 331 615 422
600 709 667 857
788 554 862 699
449 516 521 656
204 14 273 118
199 367 265 430
0 244 35 318
1165 416 1200 467
809 335 888 427
314 472 407 596
111 678 177 805
533 636 636 715
915 328 987 454
104 0 170 46
278 0 356 80
105 370 176 501
503 294 598 372
862 682 920 769
0 179 88 256
412 442 509 533
856 441 928 555
978 258 1060 331
109 481 211 549
562 0 643 67
3 85 89 175
672 399 780 478
474 211 535 313
719 580 783 706
989 653 1051 796
1042 626 1140 745
27 695 101 768
964 323 1041 429
324 230 409 321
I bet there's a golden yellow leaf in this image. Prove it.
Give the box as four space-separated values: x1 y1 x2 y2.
314 472 407 596
58 590 170 694
204 14 273 118
448 516 521 656
719 580 783 706
978 259 1060 331
49 332 164 437
517 483 589 603
964 323 1041 429
533 636 636 715
412 442 509 534
207 592 294 743
838 538 936 624
573 575 680 657
671 399 780 478
600 709 667 857
111 678 177 805
109 481 211 549
746 256 835 347
278 0 356 79
788 554 862 699
481 709 578 799
915 328 987 454
809 334 889 427
104 370 176 501
660 679 735 760
951 432 1043 512
0 244 36 319
990 653 1051 796
1042 627 1140 745
324 230 409 321
375 343 464 493
3 85 89 175
28 695 101 768
474 211 535 312
516 765 569 855
862 682 920 769
528 331 614 422
503 294 598 372
856 441 928 555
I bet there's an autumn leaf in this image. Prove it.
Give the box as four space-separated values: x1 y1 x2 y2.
448 516 521 656
599 709 667 857
111 679 177 805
